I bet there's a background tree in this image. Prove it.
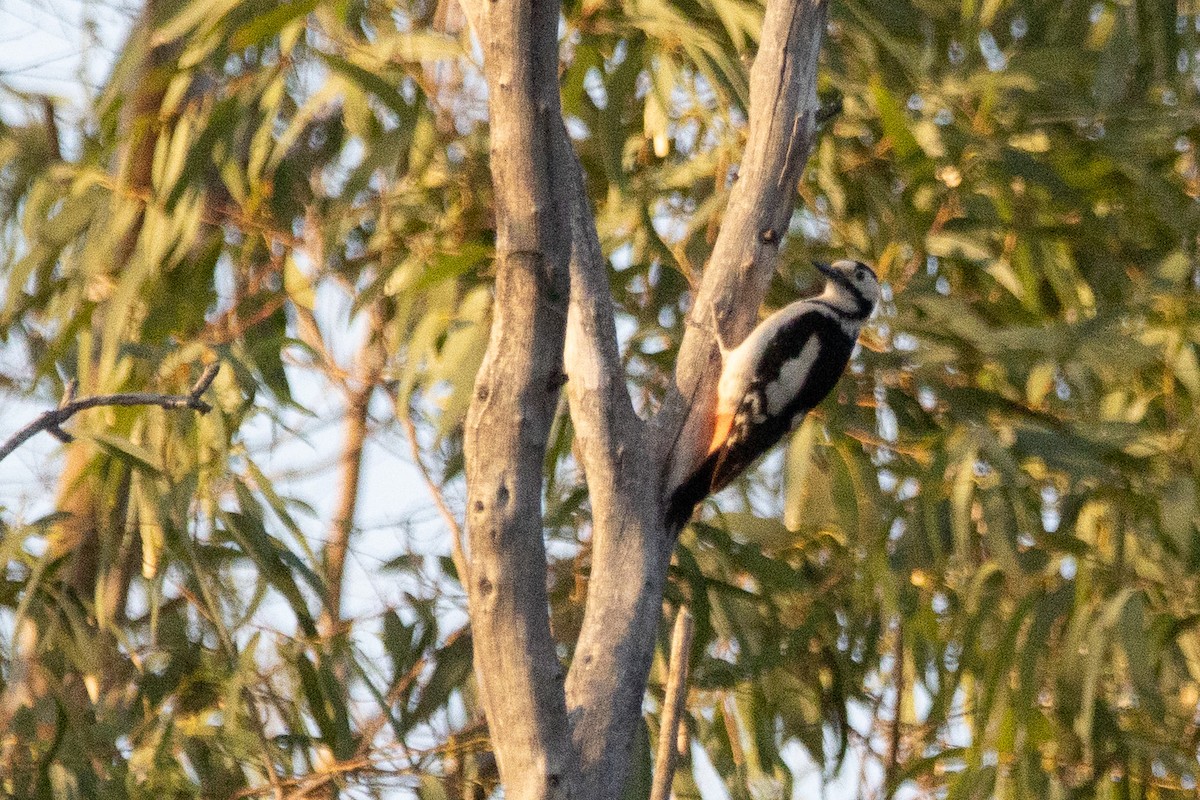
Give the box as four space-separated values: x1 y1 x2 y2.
1 0 1198 798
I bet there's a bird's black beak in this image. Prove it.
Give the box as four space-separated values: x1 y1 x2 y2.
813 260 838 280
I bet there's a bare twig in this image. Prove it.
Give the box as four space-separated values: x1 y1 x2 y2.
650 608 694 800
398 412 470 587
0 363 220 464
229 755 377 800
229 720 492 799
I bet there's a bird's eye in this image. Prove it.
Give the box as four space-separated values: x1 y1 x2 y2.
855 269 865 281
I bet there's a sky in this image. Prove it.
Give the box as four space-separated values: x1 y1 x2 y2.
0 0 131 113
0 4 906 798
0 0 437 618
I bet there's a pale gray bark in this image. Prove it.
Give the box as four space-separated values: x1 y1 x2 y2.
461 1 578 799
460 2 828 800
561 2 829 796
554 132 665 797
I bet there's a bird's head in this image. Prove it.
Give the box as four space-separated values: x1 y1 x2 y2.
813 259 881 317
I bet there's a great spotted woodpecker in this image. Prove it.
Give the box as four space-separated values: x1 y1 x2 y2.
667 259 881 530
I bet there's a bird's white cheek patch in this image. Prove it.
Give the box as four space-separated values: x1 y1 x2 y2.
764 337 820 415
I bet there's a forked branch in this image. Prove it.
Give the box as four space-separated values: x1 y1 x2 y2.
566 1 830 797
0 363 220 464
453 2 830 800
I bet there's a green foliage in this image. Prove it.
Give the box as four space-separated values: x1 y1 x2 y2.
2 0 1199 797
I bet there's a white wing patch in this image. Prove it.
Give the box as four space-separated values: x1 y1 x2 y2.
716 301 823 415
763 336 820 416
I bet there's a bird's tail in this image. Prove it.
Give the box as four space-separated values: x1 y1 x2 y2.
665 451 720 533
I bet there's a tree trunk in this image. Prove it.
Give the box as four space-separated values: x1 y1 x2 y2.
461 1 579 799
459 2 829 799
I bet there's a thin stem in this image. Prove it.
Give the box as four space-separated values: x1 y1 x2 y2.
398 411 470 587
321 305 385 638
886 617 904 797
650 607 694 800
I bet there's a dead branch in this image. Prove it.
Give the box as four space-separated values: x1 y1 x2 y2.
650 607 695 800
0 363 220 464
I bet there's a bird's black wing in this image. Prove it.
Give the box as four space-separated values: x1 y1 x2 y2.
667 306 856 531
709 307 853 490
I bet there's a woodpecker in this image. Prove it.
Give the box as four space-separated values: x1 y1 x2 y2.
667 259 881 530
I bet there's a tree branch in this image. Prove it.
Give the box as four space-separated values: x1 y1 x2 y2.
0 363 220 464
547 2 829 797
562 2 829 797
651 607 694 800
556 0 830 791
560 126 641 459
654 0 830 515
460 1 578 799
453 3 827 800
321 303 386 642
554 109 672 800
